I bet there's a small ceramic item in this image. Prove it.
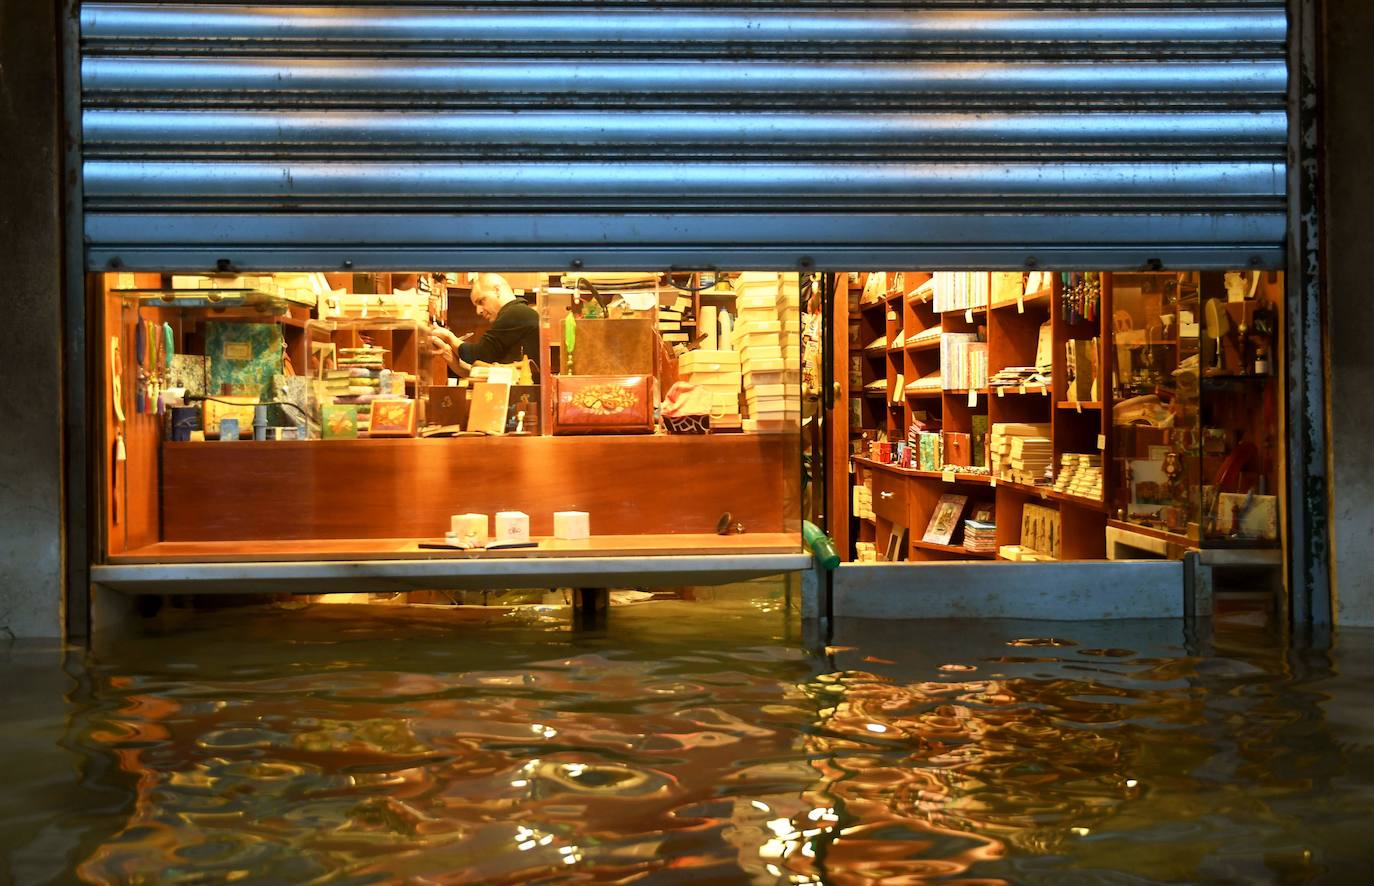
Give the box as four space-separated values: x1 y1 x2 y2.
495 511 530 543
449 513 489 548
554 511 590 540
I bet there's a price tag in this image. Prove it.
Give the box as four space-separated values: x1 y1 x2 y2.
965 308 974 324
117 272 136 290
997 386 1005 398
1097 433 1107 451
990 477 997 488
967 389 978 407
1019 383 1028 396
1075 401 1082 414
942 469 956 483
1017 292 1025 314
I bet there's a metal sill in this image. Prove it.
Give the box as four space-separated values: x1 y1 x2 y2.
91 552 813 595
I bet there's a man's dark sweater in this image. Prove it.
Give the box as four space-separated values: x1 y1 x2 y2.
458 298 540 369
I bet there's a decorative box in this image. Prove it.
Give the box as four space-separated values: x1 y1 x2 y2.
495 511 530 543
426 385 469 428
554 511 591 540
369 398 417 437
552 375 654 435
450 513 489 547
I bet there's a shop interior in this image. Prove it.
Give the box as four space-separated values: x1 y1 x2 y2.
98 271 806 563
96 267 1283 571
841 271 1284 566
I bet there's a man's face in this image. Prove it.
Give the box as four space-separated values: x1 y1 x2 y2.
471 290 499 321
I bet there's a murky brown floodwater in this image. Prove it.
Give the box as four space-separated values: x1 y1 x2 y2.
3 596 1374 884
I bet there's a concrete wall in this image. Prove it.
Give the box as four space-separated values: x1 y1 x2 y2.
1325 1 1374 627
0 1 65 638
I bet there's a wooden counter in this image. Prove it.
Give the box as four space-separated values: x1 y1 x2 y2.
162 434 797 543
108 533 801 564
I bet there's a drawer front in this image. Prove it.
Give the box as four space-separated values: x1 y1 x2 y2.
871 471 909 524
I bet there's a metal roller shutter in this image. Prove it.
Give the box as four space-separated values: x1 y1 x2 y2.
78 2 1289 271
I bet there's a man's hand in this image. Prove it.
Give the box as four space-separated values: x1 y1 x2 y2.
430 328 471 368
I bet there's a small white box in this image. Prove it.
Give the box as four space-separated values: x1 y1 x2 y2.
554 510 591 540
495 511 530 543
680 349 739 367
450 513 489 546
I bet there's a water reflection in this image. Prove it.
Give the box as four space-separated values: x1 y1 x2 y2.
4 602 1374 883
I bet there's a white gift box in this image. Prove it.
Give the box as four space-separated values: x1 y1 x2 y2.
553 510 591 540
495 511 530 543
450 513 489 546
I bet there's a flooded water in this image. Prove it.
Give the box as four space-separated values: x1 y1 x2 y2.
3 595 1374 884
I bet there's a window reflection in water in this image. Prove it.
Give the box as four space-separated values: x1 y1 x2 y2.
52 606 1357 884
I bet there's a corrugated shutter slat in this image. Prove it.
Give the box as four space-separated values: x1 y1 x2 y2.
79 2 1289 271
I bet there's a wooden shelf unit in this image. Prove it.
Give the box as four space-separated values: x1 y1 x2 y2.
839 271 1111 563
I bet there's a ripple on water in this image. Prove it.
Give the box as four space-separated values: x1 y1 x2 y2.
45 609 1372 885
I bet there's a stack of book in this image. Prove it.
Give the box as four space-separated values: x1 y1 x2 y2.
963 519 997 554
989 422 1053 484
855 541 879 562
940 334 987 391
932 272 990 314
333 345 390 432
1053 453 1104 501
678 349 741 431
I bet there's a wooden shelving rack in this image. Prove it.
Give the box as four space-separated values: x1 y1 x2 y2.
841 271 1113 562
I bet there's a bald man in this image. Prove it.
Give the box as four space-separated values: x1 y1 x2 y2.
431 273 540 375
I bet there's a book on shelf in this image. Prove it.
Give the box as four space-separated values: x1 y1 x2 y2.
939 333 987 391
923 493 969 546
990 272 1025 305
932 272 990 314
1020 503 1062 559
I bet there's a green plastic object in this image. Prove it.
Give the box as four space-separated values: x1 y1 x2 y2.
802 520 841 571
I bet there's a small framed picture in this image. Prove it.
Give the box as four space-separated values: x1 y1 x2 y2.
369 399 417 437
884 524 909 562
923 494 968 546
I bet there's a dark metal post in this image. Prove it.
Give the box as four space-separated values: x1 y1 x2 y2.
61 0 92 640
1285 0 1334 640
571 588 608 630
0 0 67 640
